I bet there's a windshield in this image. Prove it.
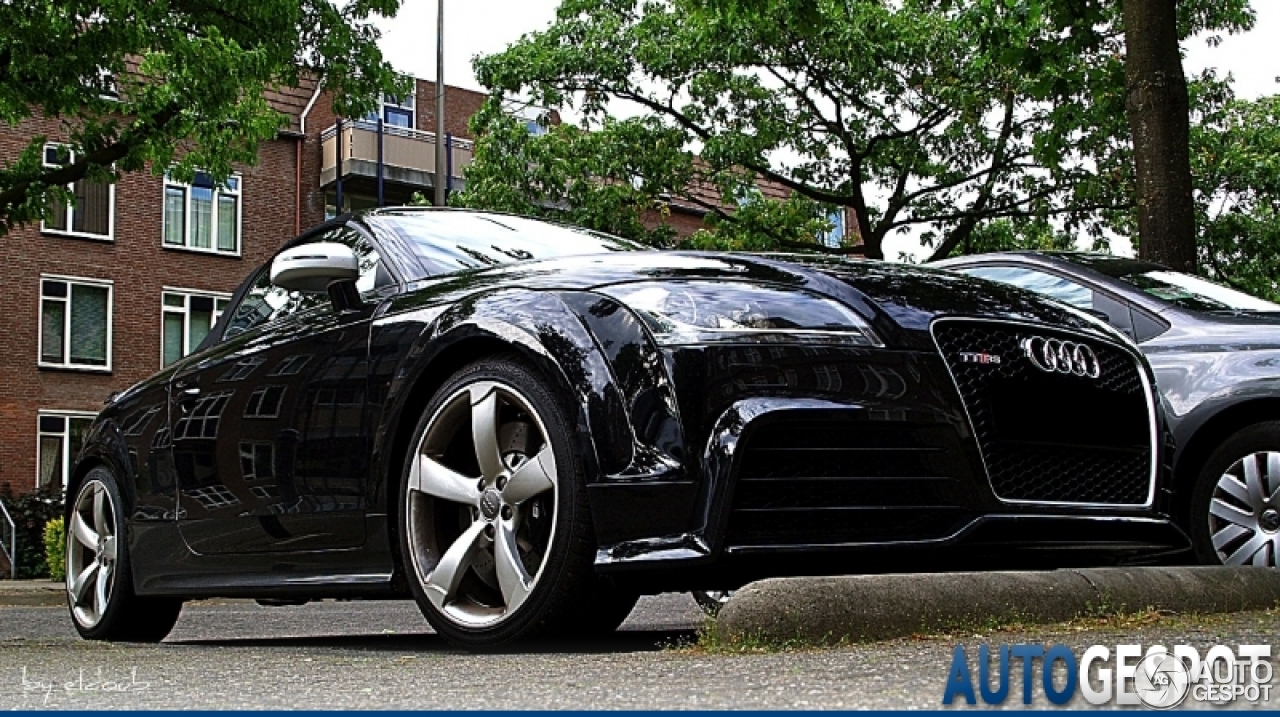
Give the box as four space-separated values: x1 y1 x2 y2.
1118 270 1280 313
369 210 645 278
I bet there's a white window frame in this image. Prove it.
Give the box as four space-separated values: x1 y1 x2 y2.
372 90 416 128
36 410 97 490
38 274 113 372
161 287 233 368
161 171 243 256
40 143 115 241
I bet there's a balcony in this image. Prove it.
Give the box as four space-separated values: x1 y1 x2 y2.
319 121 473 197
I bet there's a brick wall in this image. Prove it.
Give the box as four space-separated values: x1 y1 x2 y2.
0 116 301 493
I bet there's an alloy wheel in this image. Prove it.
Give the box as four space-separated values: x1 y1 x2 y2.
1208 451 1280 567
405 380 559 628
67 479 118 628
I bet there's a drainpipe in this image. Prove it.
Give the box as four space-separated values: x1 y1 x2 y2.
335 116 344 214
297 77 325 233
377 117 384 207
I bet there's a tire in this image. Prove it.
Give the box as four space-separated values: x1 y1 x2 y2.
397 355 615 648
566 581 640 638
1189 422 1280 568
66 466 183 642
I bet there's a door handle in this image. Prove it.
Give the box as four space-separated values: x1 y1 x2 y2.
175 380 202 412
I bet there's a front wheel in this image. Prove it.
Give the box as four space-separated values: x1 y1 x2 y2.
67 467 183 641
1189 422 1280 568
398 356 624 648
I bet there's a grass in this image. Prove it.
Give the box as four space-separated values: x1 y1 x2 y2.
675 603 1280 655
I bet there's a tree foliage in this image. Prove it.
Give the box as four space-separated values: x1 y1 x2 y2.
0 0 407 234
1190 75 1280 301
455 98 842 250
468 0 1254 261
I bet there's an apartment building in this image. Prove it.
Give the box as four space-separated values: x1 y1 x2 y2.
0 77 488 495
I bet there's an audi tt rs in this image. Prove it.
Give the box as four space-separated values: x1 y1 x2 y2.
67 209 1185 648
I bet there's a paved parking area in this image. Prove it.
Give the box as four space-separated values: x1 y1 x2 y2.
0 595 1277 709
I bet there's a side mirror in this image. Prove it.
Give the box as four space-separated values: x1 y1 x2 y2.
270 242 359 293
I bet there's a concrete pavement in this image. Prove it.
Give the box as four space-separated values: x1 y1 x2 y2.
0 595 1276 709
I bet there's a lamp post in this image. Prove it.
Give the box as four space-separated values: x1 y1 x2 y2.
433 0 447 207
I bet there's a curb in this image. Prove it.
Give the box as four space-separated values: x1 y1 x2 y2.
0 581 65 608
715 567 1280 645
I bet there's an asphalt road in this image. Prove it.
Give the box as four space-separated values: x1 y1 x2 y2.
1 595 1277 709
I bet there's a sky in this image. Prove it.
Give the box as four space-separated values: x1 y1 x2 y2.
373 1 1279 260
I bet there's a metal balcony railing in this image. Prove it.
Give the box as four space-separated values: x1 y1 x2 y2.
320 120 473 190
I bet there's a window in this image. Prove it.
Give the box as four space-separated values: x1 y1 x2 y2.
959 265 1094 309
40 276 112 370
365 93 415 128
163 171 241 254
821 209 845 248
956 264 1140 339
223 226 388 338
372 211 641 279
173 391 231 440
37 412 96 489
42 144 113 240
244 386 286 418
162 289 232 367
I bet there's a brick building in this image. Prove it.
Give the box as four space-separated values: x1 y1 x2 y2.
0 76 491 495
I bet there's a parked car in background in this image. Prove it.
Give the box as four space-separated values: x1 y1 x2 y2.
934 251 1280 570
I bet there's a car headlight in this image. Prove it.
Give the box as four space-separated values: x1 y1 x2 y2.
600 281 881 347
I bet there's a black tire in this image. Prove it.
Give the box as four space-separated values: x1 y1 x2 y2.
397 355 611 648
1188 421 1280 568
565 581 640 638
67 466 183 642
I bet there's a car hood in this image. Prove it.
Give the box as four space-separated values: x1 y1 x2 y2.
403 250 1121 351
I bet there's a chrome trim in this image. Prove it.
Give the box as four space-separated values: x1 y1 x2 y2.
929 316 1159 510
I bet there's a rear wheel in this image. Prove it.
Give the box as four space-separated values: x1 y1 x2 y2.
398 356 630 648
67 467 183 642
1190 422 1280 568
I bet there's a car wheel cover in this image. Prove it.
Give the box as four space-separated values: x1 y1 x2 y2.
1208 451 1280 567
67 479 119 628
405 380 560 628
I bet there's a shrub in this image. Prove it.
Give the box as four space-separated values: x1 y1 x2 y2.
0 486 65 579
44 517 66 582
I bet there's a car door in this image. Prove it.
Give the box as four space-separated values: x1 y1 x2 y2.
169 223 395 554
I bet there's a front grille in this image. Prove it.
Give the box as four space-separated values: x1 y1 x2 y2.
723 419 975 548
933 321 1153 505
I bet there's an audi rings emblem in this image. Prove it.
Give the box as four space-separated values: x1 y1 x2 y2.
1020 336 1101 378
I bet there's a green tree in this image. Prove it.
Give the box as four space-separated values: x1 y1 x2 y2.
0 0 408 234
471 0 1138 260
456 99 843 251
1189 77 1280 301
470 0 1255 260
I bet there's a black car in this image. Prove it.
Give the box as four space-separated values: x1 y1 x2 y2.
68 210 1182 648
935 251 1280 571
